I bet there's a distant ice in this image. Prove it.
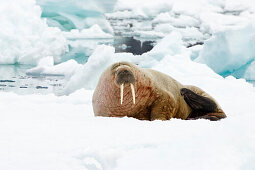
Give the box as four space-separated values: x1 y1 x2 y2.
26 56 81 78
106 0 255 80
63 25 113 39
61 32 217 95
109 0 255 47
37 0 116 33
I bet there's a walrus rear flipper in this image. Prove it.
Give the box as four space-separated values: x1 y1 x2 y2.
180 88 220 120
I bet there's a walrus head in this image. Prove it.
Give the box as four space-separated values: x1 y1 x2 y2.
93 61 153 118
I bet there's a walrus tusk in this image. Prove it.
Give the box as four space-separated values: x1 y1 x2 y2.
120 83 124 105
130 83 135 104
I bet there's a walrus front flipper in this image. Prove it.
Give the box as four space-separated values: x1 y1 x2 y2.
180 88 219 120
180 88 217 113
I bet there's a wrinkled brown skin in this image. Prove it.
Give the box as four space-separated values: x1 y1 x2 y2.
92 62 226 121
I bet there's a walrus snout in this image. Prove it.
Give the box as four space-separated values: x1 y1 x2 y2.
116 69 136 85
114 67 136 105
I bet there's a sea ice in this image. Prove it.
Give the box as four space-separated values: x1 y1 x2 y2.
196 24 255 77
26 56 81 78
61 32 215 95
243 61 255 80
63 25 113 39
0 0 68 65
37 0 116 33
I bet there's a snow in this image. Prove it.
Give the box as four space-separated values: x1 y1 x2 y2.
26 56 81 78
133 30 165 39
83 18 114 34
154 24 175 34
105 10 146 19
153 13 200 28
63 45 118 93
0 0 68 65
63 25 113 39
114 0 173 18
152 12 172 23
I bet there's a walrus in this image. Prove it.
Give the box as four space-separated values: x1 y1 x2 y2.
92 61 226 121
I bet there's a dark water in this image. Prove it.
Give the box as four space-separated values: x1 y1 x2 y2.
0 36 155 94
114 36 155 55
0 65 66 95
63 36 155 64
62 38 114 64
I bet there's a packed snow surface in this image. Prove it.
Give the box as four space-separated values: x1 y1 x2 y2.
1 85 254 170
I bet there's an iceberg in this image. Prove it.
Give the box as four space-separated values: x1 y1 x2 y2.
37 0 116 33
0 0 68 65
196 24 255 78
63 25 113 39
0 0 116 66
26 56 81 78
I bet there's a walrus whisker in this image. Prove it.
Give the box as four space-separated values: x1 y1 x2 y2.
120 83 124 105
130 83 135 104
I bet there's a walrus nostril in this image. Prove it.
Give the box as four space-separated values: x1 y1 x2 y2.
122 70 129 74
118 69 130 75
116 69 135 84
